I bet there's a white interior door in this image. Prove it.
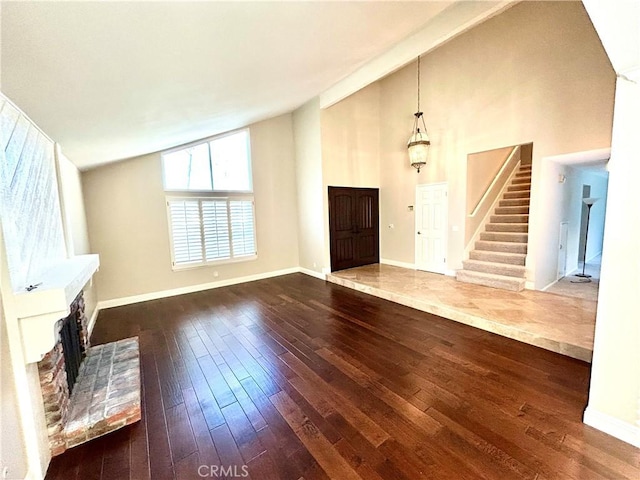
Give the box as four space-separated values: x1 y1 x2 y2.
558 221 569 279
415 183 448 273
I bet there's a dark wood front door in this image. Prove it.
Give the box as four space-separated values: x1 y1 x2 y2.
328 186 379 272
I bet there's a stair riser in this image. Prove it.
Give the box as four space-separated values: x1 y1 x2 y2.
470 251 526 265
486 223 528 233
503 191 530 199
495 206 529 215
456 270 525 292
499 199 529 207
508 184 531 192
512 177 530 184
462 260 525 278
476 241 528 254
515 172 532 178
490 215 528 223
480 232 528 243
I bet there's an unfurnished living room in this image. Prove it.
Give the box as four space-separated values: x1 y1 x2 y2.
1 1 639 479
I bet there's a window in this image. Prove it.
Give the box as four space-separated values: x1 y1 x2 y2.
162 130 256 269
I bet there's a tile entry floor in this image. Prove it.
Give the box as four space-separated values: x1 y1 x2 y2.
327 264 596 362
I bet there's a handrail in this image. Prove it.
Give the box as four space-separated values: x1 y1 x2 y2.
469 145 520 217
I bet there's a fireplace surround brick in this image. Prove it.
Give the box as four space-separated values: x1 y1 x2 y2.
37 293 87 456
36 292 141 456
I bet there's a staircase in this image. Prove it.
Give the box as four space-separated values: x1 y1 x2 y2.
457 164 531 292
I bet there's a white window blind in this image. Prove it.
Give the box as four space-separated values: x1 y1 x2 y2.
167 198 256 268
230 200 256 257
202 199 230 261
167 200 204 265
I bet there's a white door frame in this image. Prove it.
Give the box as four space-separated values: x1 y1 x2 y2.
558 221 569 280
415 182 448 274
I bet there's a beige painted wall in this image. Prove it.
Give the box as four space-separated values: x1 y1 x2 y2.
465 145 516 245
292 99 325 275
325 1 615 274
466 146 513 215
83 114 299 302
321 83 381 267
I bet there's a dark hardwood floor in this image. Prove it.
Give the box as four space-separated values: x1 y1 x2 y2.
46 273 640 479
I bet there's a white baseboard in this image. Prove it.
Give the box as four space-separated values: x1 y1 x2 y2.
583 406 640 448
299 267 326 280
525 281 535 290
380 258 416 270
444 269 457 277
541 279 558 291
97 267 300 310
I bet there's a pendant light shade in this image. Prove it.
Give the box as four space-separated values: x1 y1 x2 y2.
408 56 430 173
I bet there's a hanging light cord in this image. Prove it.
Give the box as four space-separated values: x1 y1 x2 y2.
416 55 421 114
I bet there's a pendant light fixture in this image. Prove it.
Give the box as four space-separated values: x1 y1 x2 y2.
408 55 430 173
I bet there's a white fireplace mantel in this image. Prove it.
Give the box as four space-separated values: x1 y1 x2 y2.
14 254 99 363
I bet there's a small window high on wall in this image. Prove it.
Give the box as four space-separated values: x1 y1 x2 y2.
162 129 256 270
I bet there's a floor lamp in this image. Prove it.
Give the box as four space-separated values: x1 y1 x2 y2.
572 197 599 283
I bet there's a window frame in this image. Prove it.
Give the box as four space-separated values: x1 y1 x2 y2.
162 128 257 271
161 128 253 194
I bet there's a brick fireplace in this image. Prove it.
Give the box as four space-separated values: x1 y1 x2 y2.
37 292 88 456
35 291 141 456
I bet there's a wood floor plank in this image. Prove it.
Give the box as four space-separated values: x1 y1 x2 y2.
181 387 222 466
45 274 640 480
210 423 250 478
100 428 131 480
165 402 197 463
220 401 266 463
270 390 361 480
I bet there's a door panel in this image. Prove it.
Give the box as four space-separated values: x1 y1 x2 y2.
333 193 353 232
329 187 379 271
415 184 448 273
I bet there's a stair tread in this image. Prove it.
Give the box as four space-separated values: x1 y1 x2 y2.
470 250 526 258
464 259 525 270
476 239 528 247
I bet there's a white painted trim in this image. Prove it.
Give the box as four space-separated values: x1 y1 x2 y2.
541 279 559 291
25 467 39 480
87 303 100 337
583 406 640 448
299 268 326 280
525 281 535 290
319 1 515 108
97 267 299 309
380 258 416 270
444 269 457 277
545 148 611 166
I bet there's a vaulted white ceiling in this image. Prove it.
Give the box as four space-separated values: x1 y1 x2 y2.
1 1 507 170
